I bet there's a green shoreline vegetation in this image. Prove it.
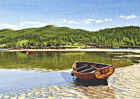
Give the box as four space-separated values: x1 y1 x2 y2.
0 25 140 49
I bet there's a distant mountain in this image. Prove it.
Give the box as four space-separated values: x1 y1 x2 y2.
0 25 140 48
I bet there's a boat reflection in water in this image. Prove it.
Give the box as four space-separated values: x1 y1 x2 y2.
71 74 115 98
73 78 108 86
21 51 36 55
27 51 36 55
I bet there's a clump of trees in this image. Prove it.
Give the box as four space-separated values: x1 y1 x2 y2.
0 25 140 48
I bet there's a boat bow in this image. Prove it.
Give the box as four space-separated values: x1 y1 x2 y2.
95 66 115 79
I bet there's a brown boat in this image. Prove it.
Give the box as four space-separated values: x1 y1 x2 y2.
71 61 115 81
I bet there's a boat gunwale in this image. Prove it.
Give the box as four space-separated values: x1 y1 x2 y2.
72 61 114 74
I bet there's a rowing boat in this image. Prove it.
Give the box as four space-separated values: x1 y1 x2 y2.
71 61 115 81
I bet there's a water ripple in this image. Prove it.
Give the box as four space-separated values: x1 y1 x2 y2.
108 63 140 99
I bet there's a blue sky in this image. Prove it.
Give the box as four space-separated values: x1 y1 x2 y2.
0 0 140 31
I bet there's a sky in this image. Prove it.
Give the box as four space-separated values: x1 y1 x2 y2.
0 0 140 31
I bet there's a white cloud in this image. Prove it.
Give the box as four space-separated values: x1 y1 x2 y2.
120 15 139 19
41 23 47 26
0 21 47 29
20 22 46 26
85 21 91 24
82 19 95 22
87 19 95 21
105 18 108 21
56 19 67 23
67 21 79 24
55 18 112 24
82 19 95 24
56 19 79 24
105 18 112 22
0 23 21 28
109 19 112 21
55 18 111 24
96 20 103 23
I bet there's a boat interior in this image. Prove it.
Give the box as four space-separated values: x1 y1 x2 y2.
74 62 109 73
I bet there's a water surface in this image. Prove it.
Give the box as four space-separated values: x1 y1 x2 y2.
0 50 140 98
0 51 137 70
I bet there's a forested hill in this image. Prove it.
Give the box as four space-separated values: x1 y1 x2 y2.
0 25 140 48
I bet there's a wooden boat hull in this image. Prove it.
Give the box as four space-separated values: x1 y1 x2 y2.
71 61 115 81
74 72 98 81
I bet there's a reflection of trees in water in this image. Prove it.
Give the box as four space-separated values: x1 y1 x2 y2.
129 57 140 63
0 51 136 70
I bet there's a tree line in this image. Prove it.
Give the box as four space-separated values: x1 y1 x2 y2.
0 25 140 48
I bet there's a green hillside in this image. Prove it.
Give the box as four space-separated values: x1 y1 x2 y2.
0 25 140 48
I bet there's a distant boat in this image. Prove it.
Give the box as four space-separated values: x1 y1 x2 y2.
28 51 36 54
28 51 36 53
71 61 115 81
23 51 36 55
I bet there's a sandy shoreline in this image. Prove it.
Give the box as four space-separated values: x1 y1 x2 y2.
108 63 140 99
1 63 140 99
6 48 140 53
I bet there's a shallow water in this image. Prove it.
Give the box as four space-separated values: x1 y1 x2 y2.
0 69 80 98
108 63 140 99
0 69 115 99
0 69 73 93
0 50 140 98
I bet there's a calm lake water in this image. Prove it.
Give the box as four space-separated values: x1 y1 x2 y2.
0 50 140 98
1 51 139 70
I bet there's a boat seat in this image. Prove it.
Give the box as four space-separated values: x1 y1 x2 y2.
90 65 100 70
80 67 93 73
76 64 88 70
